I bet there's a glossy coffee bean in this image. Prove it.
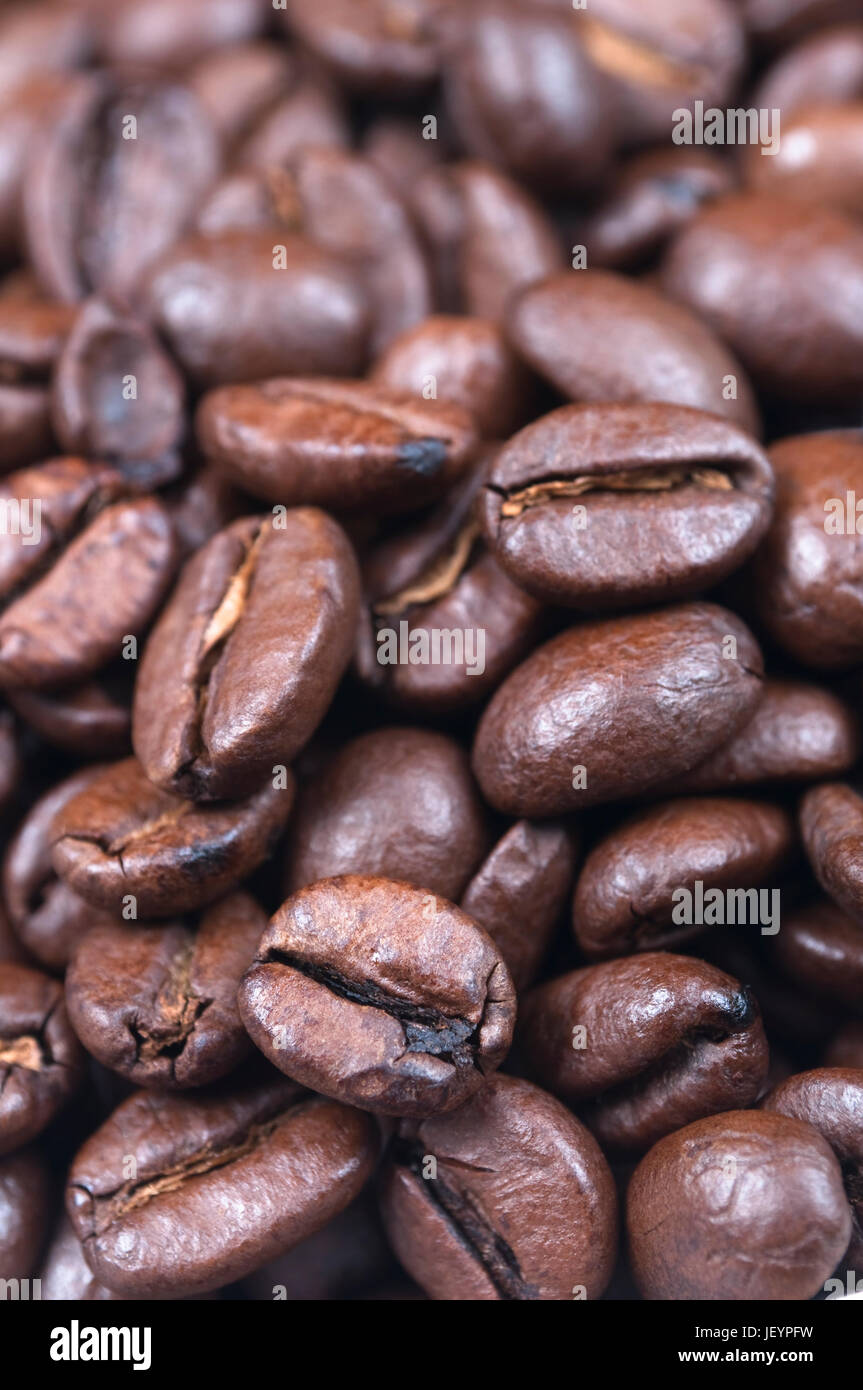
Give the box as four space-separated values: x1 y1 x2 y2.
662 194 863 403
752 432 863 671
763 1067 863 1266
96 0 264 71
65 892 266 1089
572 797 794 960
24 72 219 304
165 466 245 563
197 380 477 516
239 875 516 1117
380 1073 618 1301
0 457 176 690
133 511 359 800
801 782 863 922
472 603 764 816
0 961 84 1154
627 1110 851 1301
480 404 773 608
771 898 863 1011
241 1192 396 1302
7 671 132 759
0 72 75 264
284 727 488 901
66 1076 379 1297
460 819 577 991
3 767 117 973
0 286 73 469
520 953 769 1155
0 1146 50 1281
508 276 760 433
50 757 293 917
280 0 444 94
754 24 863 117
143 231 370 387
745 103 863 219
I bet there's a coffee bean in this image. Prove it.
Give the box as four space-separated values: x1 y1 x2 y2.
0 1146 51 1282
0 961 84 1154
7 670 132 759
0 280 73 468
66 1076 379 1297
801 782 863 921
753 23 863 117
40 1211 123 1301
380 1073 618 1300
279 0 445 94
770 898 863 1011
50 757 293 917
480 403 772 607
97 0 264 71
520 952 769 1154
239 875 516 1117
825 1023 863 1069
133 511 359 800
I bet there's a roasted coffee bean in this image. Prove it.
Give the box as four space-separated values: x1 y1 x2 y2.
65 892 266 1089
280 0 445 94
752 432 863 671
7 670 132 759
0 457 176 691
188 40 296 147
627 1110 851 1301
0 961 84 1154
40 1212 123 1301
763 1067 863 1266
825 1022 863 1069
284 728 488 901
745 103 863 218
66 1076 379 1297
520 953 769 1155
197 380 477 515
165 466 246 563
239 875 516 1118
24 72 219 304
0 1146 50 1281
380 1073 618 1301
372 315 532 440
572 797 794 960
472 603 764 816
508 276 760 433
770 898 863 1012
50 757 293 917
143 231 370 387
96 0 264 71
754 23 863 116
51 297 186 487
133 511 359 800
460 820 577 991
3 767 117 973
656 679 860 793
801 782 863 922
581 147 736 270
0 288 74 469
480 404 772 608
662 194 863 403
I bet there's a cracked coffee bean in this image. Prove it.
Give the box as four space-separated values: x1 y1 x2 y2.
50 756 293 917
66 1075 379 1298
520 952 769 1155
239 875 516 1117
65 892 266 1089
379 1073 618 1300
133 510 360 800
0 960 84 1155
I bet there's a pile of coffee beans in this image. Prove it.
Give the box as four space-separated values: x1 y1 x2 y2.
1 0 862 1303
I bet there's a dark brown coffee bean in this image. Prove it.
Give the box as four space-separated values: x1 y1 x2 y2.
133 511 359 801
66 1076 379 1297
97 0 264 71
0 73 75 267
801 782 863 922
197 380 477 515
460 820 577 991
165 466 246 563
520 953 769 1155
754 23 863 117
65 892 266 1089
770 898 863 1011
0 1146 51 1281
51 297 186 488
0 457 177 691
372 315 532 440
284 727 488 901
627 1110 851 1300
50 756 293 917
234 71 349 171
662 194 863 403
572 797 794 960
706 929 838 1055
280 0 444 93
380 1073 618 1301
752 432 863 671
3 767 117 973
745 103 863 219
472 603 764 816
239 875 516 1117
144 231 369 387
241 1192 396 1302
825 1022 863 1069
763 1067 863 1266
0 288 74 470
24 72 219 304
508 275 760 434
0 961 84 1154
7 670 132 759
480 404 772 608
